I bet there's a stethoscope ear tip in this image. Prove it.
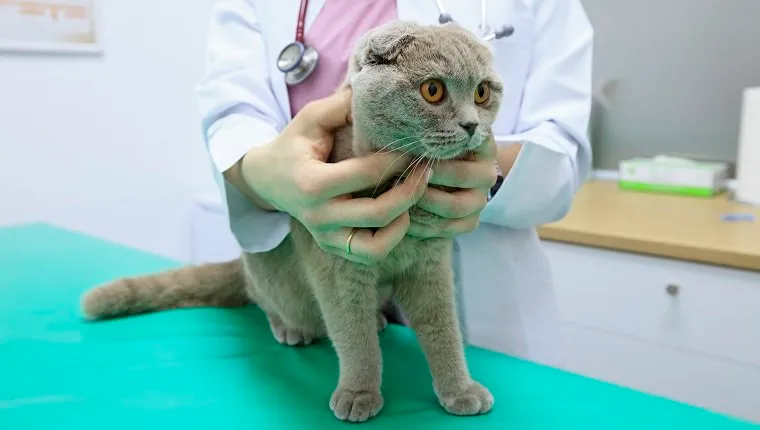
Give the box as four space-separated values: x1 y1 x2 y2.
496 25 515 39
438 12 454 24
482 25 515 42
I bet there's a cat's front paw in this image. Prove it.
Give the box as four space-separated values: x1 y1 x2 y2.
438 381 493 416
330 386 384 422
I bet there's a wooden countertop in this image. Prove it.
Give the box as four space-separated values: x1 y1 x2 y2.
537 180 760 272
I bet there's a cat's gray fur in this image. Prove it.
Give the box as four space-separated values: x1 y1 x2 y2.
80 20 503 423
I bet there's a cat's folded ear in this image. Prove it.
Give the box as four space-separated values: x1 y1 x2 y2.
359 21 419 66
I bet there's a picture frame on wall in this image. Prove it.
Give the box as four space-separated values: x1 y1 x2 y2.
0 0 103 55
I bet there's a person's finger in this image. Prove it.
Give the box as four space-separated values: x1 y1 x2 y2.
350 211 411 262
321 244 376 266
307 164 430 228
406 221 443 238
316 212 411 264
299 151 419 199
406 214 480 239
428 159 498 189
311 228 377 266
301 88 353 131
473 133 498 161
416 187 487 219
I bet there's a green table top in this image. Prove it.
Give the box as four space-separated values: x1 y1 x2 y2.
0 223 757 429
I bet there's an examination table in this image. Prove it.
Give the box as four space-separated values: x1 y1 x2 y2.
1 223 757 429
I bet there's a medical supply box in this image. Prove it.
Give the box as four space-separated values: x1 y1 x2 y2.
618 156 729 197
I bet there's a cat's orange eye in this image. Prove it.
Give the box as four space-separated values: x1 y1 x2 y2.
474 82 490 105
420 79 445 104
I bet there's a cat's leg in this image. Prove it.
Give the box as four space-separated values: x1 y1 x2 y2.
394 249 493 416
266 313 315 346
311 262 384 422
260 291 326 347
376 282 395 332
248 290 320 346
243 248 325 347
376 311 387 332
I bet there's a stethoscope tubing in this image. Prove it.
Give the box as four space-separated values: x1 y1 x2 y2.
279 0 512 85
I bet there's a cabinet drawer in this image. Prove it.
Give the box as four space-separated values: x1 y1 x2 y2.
543 241 760 367
562 323 760 423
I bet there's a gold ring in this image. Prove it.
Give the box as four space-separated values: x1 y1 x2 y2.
345 228 358 255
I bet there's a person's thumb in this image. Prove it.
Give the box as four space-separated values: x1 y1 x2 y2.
307 88 353 131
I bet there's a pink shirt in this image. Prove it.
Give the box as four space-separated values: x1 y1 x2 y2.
287 0 398 117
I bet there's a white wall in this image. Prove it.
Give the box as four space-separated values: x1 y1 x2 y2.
0 0 221 261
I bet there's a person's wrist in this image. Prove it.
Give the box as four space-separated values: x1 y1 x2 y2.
239 145 262 189
224 143 278 212
496 142 522 176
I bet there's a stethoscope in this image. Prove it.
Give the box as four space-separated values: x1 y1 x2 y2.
277 0 515 86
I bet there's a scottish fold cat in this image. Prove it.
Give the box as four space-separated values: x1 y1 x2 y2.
81 20 503 423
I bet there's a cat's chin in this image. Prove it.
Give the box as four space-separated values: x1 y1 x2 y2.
423 135 486 160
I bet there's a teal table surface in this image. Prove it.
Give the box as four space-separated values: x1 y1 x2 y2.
0 223 757 430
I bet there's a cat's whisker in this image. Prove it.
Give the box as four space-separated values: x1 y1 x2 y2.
379 139 421 156
380 134 416 151
376 135 418 154
396 149 429 191
374 124 428 156
411 149 435 193
394 148 430 191
369 142 422 198
392 153 425 190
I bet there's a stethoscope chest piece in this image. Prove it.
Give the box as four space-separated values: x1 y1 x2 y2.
280 0 512 86
277 41 319 86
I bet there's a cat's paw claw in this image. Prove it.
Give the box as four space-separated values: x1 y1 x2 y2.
267 315 313 346
330 387 384 422
439 381 494 416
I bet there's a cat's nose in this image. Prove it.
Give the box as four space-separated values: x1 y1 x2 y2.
459 121 478 136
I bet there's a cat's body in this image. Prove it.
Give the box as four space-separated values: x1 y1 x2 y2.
81 20 503 423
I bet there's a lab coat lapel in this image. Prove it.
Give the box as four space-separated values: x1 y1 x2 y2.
267 0 326 122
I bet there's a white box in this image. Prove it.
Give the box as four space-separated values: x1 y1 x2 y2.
618 156 729 197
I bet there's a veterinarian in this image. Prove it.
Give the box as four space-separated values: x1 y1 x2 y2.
196 0 593 368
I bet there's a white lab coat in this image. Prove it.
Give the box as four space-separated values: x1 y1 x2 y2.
196 0 593 368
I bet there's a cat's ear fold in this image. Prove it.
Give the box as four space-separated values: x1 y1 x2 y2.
359 21 418 66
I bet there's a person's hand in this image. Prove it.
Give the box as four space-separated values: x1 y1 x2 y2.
406 134 498 238
238 88 430 265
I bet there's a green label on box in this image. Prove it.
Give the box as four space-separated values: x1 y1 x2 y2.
618 181 716 197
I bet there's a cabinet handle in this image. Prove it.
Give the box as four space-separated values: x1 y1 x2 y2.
666 284 680 296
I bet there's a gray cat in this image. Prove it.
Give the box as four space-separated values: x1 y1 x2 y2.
80 20 503 423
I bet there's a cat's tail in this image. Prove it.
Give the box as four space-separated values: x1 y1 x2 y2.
80 258 250 321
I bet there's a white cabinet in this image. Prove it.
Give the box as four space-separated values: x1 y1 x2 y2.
562 323 760 424
543 240 760 423
189 195 760 422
